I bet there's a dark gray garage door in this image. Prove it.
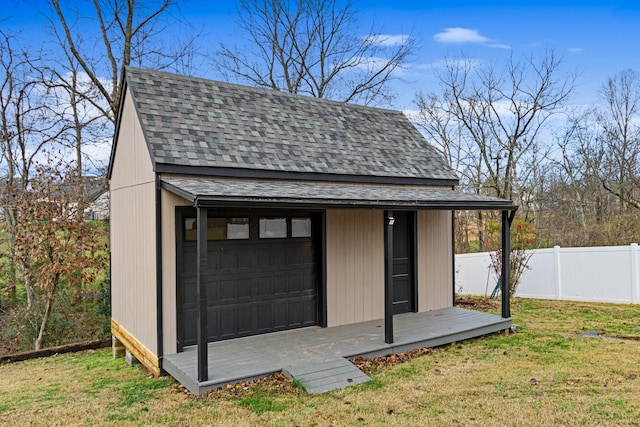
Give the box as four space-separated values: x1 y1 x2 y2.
177 213 318 348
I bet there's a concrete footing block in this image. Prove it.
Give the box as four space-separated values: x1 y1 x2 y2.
125 348 140 366
112 336 125 359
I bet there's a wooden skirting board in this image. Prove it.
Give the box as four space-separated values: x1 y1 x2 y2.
111 318 161 377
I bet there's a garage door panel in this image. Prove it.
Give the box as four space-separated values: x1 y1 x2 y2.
182 247 196 276
220 306 253 339
302 272 315 292
273 275 289 295
237 252 252 269
257 277 273 296
257 250 271 267
287 301 304 327
236 277 252 299
303 299 316 324
207 280 219 302
286 246 301 264
184 307 197 339
257 304 274 333
273 301 288 329
198 305 257 342
220 250 237 270
179 214 318 347
206 309 219 339
219 279 236 301
182 280 196 303
208 248 221 270
287 273 301 293
271 250 286 266
237 306 253 335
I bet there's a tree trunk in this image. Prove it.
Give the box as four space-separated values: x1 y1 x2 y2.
2 209 18 302
23 268 35 311
477 210 485 252
34 276 59 351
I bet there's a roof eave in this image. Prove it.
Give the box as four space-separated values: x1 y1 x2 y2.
157 164 460 187
107 70 130 180
161 180 196 203
190 195 517 211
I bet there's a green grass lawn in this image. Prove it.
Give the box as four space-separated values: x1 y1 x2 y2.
1 298 639 426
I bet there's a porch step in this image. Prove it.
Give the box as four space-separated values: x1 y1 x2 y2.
283 357 370 393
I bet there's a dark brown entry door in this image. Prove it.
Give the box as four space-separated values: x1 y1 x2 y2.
392 211 415 314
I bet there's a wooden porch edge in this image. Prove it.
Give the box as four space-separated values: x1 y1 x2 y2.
163 311 512 396
162 353 280 395
111 318 161 377
345 317 512 360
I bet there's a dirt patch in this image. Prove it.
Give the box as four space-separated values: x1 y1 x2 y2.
455 294 501 311
197 348 439 399
201 373 299 399
349 348 435 375
578 331 640 341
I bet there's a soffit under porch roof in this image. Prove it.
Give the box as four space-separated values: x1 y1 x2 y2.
160 175 517 211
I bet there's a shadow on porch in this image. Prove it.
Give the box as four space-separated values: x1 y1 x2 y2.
163 307 511 395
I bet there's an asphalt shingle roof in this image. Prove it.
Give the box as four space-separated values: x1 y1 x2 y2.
161 176 516 210
123 67 459 182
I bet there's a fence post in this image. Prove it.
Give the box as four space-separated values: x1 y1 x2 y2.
631 243 639 304
554 246 562 300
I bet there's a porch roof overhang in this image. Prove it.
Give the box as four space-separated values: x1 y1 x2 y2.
160 176 518 211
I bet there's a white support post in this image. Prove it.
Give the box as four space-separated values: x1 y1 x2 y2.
631 243 639 304
554 246 562 301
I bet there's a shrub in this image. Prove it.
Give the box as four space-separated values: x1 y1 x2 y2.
486 220 537 298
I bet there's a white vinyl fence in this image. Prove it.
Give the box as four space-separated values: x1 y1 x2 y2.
455 244 640 304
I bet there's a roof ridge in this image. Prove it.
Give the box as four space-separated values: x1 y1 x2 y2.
124 66 404 116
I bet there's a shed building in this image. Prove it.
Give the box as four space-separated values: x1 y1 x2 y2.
108 67 516 394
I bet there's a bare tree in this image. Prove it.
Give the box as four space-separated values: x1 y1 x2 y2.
415 51 574 203
414 51 573 250
0 31 70 303
414 92 485 251
0 33 61 191
46 46 107 177
555 112 610 227
215 0 415 105
536 102 638 247
414 92 469 171
0 1 200 351
50 0 201 123
595 69 640 211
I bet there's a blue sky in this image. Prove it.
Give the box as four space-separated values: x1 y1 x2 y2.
181 0 640 109
3 0 640 111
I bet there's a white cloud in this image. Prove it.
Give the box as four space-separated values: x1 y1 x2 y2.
487 43 511 50
433 27 489 44
418 58 487 71
567 47 584 54
363 34 410 47
57 137 112 174
350 55 408 76
402 108 421 122
82 138 113 172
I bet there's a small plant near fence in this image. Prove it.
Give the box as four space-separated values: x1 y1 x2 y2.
486 220 538 298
